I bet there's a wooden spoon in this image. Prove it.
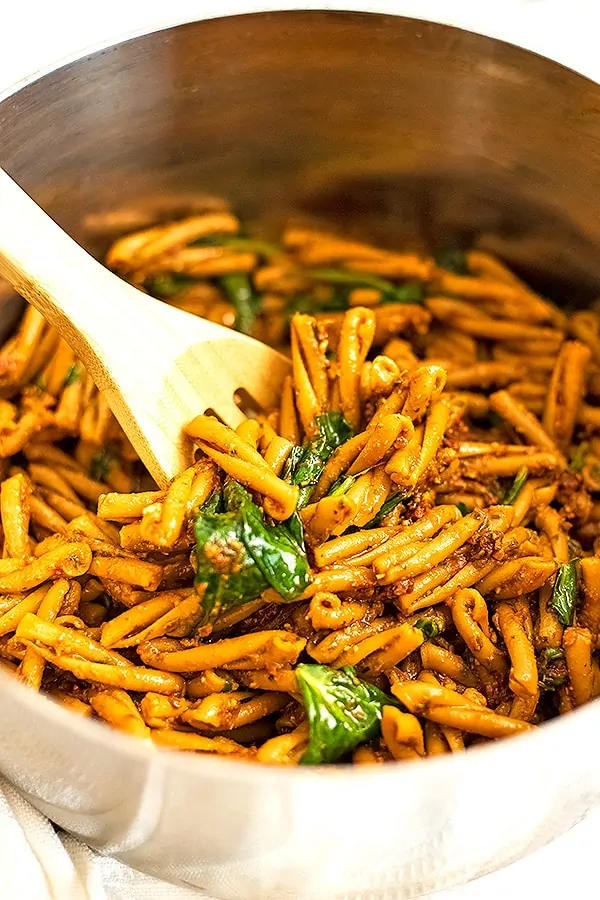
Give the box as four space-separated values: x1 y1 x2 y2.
0 168 291 487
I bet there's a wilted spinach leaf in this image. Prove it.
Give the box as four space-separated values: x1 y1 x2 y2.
284 412 353 509
89 444 117 482
327 475 356 496
549 560 579 627
501 466 528 505
414 618 441 639
538 647 567 691
285 291 351 318
364 492 405 528
194 481 310 622
220 273 261 335
145 273 195 298
306 268 425 305
435 249 468 275
296 664 396 764
194 504 266 623
193 233 281 259
380 282 425 305
63 363 82 387
236 487 311 601
569 442 589 473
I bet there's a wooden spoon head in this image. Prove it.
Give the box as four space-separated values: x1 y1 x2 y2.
109 299 291 487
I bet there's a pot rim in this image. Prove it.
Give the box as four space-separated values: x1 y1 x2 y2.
2 4 600 106
2 659 596 784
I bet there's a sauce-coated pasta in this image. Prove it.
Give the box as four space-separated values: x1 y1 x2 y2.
0 210 598 765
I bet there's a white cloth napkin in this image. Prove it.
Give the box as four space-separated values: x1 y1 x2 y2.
0 771 594 900
0 777 203 900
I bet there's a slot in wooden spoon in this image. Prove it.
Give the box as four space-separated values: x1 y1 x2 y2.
0 168 291 487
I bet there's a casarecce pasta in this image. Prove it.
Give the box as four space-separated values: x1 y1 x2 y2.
0 207 599 764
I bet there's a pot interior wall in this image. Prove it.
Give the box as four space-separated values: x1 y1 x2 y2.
1 11 600 310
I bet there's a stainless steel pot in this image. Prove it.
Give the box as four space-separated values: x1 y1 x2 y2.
1 11 600 899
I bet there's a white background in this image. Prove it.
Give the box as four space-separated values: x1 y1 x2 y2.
3 0 600 91
2 1 600 898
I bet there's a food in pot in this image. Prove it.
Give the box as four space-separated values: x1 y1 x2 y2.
0 208 598 764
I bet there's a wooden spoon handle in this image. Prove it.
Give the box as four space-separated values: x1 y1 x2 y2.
0 168 287 487
0 167 151 389
0 169 213 484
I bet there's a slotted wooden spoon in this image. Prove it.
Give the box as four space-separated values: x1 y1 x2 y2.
0 169 291 487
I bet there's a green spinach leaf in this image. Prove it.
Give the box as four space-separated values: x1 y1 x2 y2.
220 273 261 335
549 560 579 627
434 249 468 275
194 504 267 623
145 273 195 298
285 291 351 318
284 412 352 509
235 486 311 601
380 282 425 305
364 492 405 528
414 618 441 639
296 664 395 764
193 233 281 259
327 475 356 496
89 444 117 482
569 442 589 473
538 647 567 691
306 268 424 305
501 466 528 505
63 363 82 387
194 481 310 622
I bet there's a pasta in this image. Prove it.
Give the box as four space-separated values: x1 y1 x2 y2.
0 209 598 766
